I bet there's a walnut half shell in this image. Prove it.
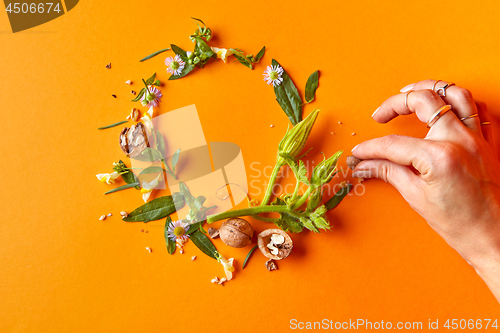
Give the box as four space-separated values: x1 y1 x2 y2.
119 122 149 157
258 229 293 260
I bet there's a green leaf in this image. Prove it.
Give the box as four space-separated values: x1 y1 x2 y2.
165 216 176 254
153 79 161 86
132 88 145 102
104 182 140 195
191 17 206 26
155 130 166 157
170 44 188 59
117 160 140 190
275 213 304 233
123 193 185 223
253 46 266 63
272 59 303 125
145 73 157 85
280 154 309 185
179 182 195 207
168 63 195 80
171 148 181 172
97 120 128 130
139 166 165 175
140 48 170 62
230 49 253 69
242 245 258 269
131 148 162 162
194 196 206 210
325 184 352 211
190 230 217 259
187 221 201 235
305 70 319 103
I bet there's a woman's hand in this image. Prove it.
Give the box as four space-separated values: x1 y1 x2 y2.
351 79 500 302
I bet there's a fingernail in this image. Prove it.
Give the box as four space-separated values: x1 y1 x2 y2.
371 107 380 118
400 83 416 93
351 144 359 152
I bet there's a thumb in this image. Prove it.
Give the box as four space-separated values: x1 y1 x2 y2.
352 159 423 199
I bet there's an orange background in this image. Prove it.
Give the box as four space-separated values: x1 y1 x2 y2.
2 0 500 332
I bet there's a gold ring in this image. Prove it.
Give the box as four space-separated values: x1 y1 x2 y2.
427 105 453 128
405 90 415 111
436 82 455 97
459 113 479 121
481 122 491 125
432 80 442 92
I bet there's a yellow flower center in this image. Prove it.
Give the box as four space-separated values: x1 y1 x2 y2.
269 71 279 80
227 266 235 272
100 177 108 183
173 226 185 237
171 61 179 70
141 188 152 194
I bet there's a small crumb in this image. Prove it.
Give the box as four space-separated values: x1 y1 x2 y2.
145 247 152 253
105 63 111 69
208 227 219 239
211 277 219 284
331 132 335 135
219 277 227 284
112 94 117 98
191 256 197 261
141 229 144 232
358 178 364 183
99 215 106 221
270 124 274 128
120 211 128 218
130 108 140 122
339 181 348 188
125 80 132 85
126 115 131 120
180 250 184 254
351 132 356 136
131 90 136 95
107 213 112 217
338 121 342 125
145 231 148 233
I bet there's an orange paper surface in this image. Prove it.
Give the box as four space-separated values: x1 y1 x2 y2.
1 1 500 332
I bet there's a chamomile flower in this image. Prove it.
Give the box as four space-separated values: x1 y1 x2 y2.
210 47 234 63
96 172 120 185
165 55 186 76
166 220 190 242
141 106 154 132
140 86 163 108
140 173 162 202
263 65 284 87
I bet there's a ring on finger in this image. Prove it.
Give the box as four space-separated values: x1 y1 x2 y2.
432 80 442 92
436 82 455 97
405 90 415 111
459 113 479 122
427 105 453 128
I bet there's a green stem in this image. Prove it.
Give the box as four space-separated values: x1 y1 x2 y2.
290 186 314 210
142 79 151 93
161 159 178 180
207 205 304 224
250 215 279 223
290 179 301 202
260 161 284 206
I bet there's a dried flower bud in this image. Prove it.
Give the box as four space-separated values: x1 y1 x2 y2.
119 122 149 157
277 109 319 163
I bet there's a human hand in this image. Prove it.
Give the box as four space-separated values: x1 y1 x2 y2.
351 79 500 302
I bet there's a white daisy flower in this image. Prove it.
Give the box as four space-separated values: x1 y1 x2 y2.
263 65 284 87
165 55 186 76
166 220 190 242
140 86 162 108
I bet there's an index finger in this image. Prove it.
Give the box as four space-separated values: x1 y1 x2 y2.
352 134 433 175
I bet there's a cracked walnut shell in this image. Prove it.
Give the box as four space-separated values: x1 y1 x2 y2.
119 122 149 157
258 229 293 260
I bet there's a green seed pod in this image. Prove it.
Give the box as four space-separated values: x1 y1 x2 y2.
277 109 319 163
310 150 343 187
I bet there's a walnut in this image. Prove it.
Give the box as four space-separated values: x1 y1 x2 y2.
265 259 278 271
218 218 253 248
129 108 140 122
346 155 362 170
258 229 293 260
119 122 149 157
